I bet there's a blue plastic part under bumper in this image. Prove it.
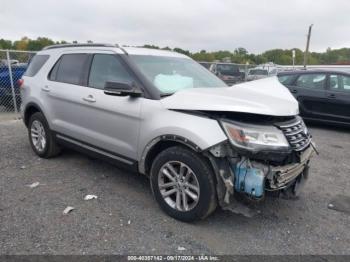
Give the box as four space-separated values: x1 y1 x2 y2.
233 160 265 198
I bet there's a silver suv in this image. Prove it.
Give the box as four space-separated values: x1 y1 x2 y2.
20 44 315 221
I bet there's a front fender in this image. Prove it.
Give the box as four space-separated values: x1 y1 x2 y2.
137 99 227 171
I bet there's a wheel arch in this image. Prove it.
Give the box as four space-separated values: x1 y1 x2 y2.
139 135 203 176
23 102 44 127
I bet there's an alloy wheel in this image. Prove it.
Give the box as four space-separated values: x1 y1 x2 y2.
31 120 46 152
158 161 200 212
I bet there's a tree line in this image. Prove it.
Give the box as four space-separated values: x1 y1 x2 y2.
1 37 349 65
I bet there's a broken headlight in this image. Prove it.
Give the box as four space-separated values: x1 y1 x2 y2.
220 120 290 152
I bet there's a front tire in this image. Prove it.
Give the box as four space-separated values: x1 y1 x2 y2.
28 112 61 158
150 146 217 222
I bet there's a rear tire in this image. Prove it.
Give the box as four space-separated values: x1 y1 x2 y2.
28 112 61 158
150 146 217 222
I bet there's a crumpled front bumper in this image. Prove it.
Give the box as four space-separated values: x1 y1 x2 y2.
267 145 314 190
227 144 315 200
207 141 316 215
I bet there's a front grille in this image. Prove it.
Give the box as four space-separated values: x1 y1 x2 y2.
277 118 311 152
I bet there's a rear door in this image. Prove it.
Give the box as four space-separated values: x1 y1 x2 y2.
325 73 350 124
290 73 328 119
44 53 91 136
46 51 142 161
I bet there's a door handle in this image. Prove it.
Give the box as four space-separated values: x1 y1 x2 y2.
41 85 50 92
83 95 96 103
327 93 336 99
290 89 297 94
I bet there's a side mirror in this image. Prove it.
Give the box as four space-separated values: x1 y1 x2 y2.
104 81 142 97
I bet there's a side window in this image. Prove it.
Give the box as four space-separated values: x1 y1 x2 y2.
52 54 88 85
24 55 50 77
278 74 295 85
329 74 340 90
88 54 134 89
48 59 60 81
295 74 326 90
343 75 350 91
330 74 350 92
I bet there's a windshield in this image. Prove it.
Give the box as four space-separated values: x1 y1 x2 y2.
130 55 226 94
249 69 268 76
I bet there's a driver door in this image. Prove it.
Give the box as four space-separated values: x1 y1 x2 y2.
78 53 143 161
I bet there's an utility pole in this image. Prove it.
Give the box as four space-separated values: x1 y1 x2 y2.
303 24 313 69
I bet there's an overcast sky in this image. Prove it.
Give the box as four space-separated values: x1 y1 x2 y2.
1 0 349 53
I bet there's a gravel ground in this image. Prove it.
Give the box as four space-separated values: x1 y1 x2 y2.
0 119 349 255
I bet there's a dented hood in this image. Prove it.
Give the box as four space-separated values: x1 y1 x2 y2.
161 77 299 116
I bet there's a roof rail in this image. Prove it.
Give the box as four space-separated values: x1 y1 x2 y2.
42 43 117 50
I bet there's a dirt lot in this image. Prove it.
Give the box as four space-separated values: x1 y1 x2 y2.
0 119 349 255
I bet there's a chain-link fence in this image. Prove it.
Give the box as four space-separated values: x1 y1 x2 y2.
0 50 36 115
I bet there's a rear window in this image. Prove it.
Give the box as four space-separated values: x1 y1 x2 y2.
217 64 239 73
249 69 268 76
24 55 49 77
50 54 88 85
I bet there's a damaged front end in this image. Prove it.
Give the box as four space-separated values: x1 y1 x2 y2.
205 114 315 215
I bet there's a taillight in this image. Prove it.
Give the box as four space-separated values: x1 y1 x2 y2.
17 79 24 88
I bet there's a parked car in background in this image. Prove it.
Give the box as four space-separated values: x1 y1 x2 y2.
278 70 350 126
246 67 278 81
0 59 20 65
209 62 244 85
198 61 212 70
0 59 28 109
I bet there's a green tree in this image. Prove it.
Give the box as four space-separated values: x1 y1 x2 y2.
27 37 55 51
234 47 248 56
142 44 160 49
2 36 350 65
173 47 191 56
13 36 30 50
192 50 215 62
0 39 12 49
161 46 171 50
252 54 268 64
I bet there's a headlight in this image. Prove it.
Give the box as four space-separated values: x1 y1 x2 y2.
221 120 290 152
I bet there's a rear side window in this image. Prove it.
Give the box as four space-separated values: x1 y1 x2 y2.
330 74 350 92
295 74 326 90
344 75 350 90
88 54 134 89
51 54 88 85
24 55 49 77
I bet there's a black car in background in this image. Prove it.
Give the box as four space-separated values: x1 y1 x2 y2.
278 70 350 126
198 61 212 70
